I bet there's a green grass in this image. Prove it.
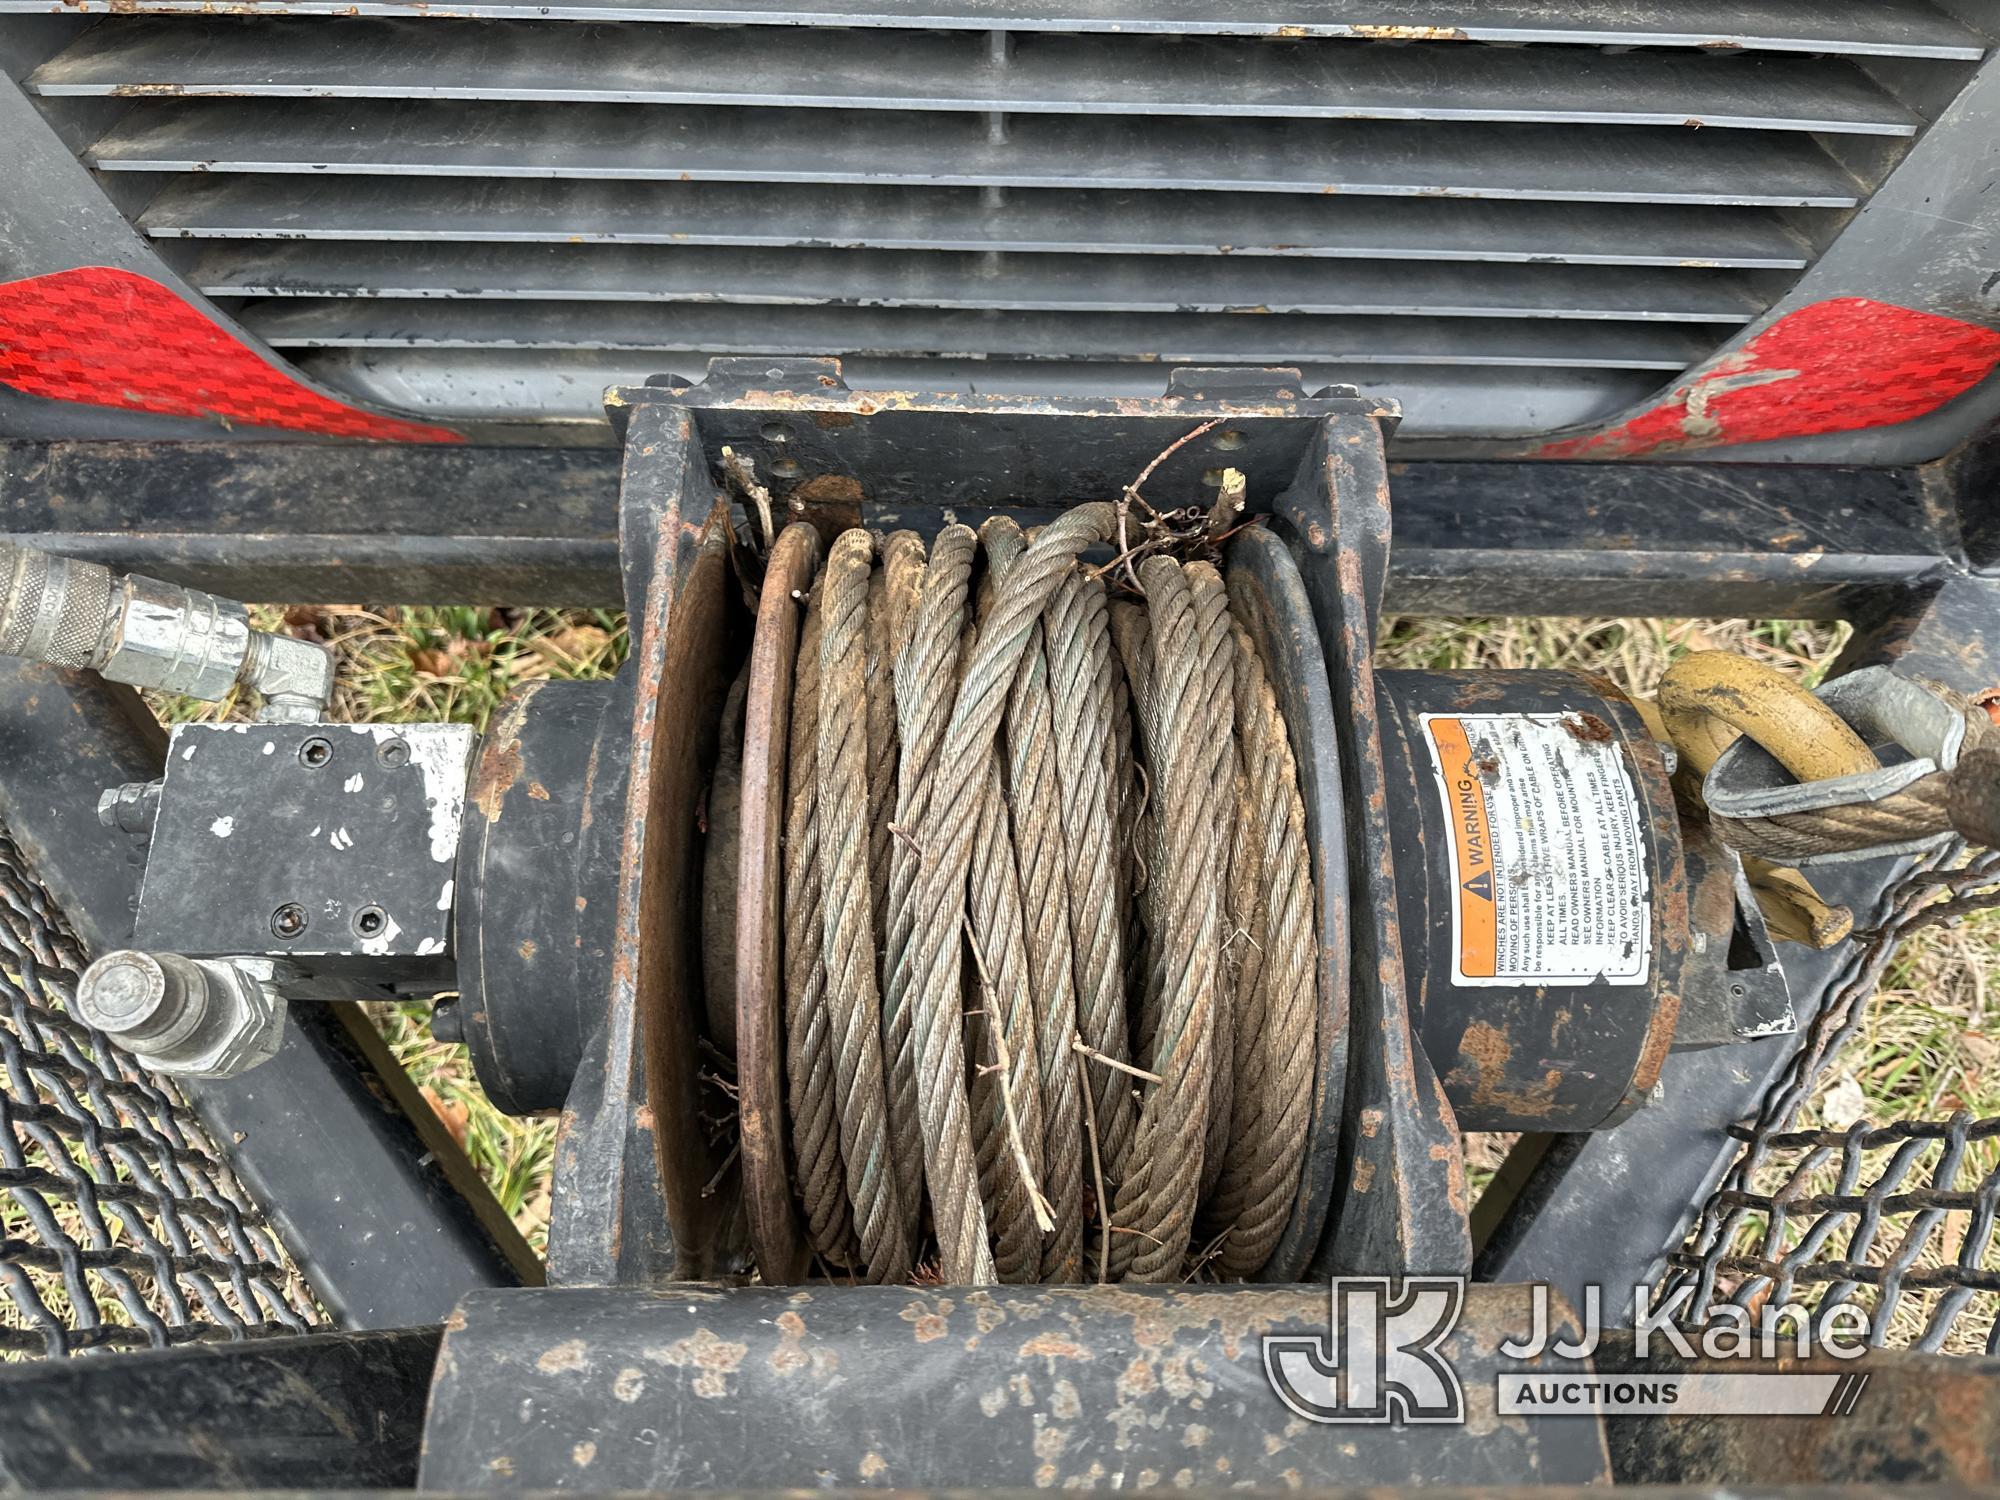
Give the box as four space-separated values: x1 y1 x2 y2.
156 605 627 729
151 605 1996 1331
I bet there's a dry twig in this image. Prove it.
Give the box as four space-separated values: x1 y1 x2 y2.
1072 1035 1163 1084
962 916 1057 1234
1108 418 1224 589
1075 1044 1111 1285
721 445 777 550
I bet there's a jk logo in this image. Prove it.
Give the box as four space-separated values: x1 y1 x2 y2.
1263 1277 1466 1425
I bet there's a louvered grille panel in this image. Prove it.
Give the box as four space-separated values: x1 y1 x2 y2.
4 1 1991 437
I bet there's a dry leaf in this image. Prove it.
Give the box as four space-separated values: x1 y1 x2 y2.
420 1084 472 1149
282 604 331 640
530 623 613 667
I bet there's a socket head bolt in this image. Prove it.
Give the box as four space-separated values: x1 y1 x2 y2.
76 949 288 1079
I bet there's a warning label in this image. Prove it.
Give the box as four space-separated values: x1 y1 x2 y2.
1419 713 1650 988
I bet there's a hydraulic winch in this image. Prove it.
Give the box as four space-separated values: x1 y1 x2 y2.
16 361 1981 1303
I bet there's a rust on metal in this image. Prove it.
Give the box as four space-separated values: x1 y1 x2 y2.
1446 1019 1559 1120
700 665 749 1058
1290 414 1469 1275
580 401 744 1282
469 685 534 824
625 498 739 1272
793 474 864 507
1628 732 1689 1103
789 473 866 537
1350 23 1469 40
1560 711 1616 745
1603 1341 2000 1484
421 1283 1610 1490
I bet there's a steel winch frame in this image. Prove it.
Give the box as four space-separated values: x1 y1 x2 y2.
0 358 1998 1489
580 366 1464 1287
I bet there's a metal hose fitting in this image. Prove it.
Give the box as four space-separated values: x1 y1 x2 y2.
97 779 163 841
0 542 333 720
75 950 289 1079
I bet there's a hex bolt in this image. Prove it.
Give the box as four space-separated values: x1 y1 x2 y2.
271 903 308 940
377 737 410 769
298 737 333 769
351 905 388 940
76 950 288 1079
96 779 162 841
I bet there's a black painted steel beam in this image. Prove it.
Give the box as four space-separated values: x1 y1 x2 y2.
0 438 1961 618
0 1325 440 1489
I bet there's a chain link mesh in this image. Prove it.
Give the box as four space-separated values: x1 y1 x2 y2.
1668 848 2000 1354
0 824 322 1357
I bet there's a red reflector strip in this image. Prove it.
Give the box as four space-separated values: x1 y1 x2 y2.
1537 296 2000 459
0 265 463 444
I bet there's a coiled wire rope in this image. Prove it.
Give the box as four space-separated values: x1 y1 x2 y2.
775 503 1317 1284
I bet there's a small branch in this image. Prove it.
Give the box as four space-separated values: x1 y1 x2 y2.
721 445 776 551
961 916 1056 1235
1074 1041 1111 1286
1071 1035 1162 1084
1087 537 1165 589
1123 418 1223 517
1107 1223 1165 1245
1863 883 2000 944
1183 1223 1233 1282
1113 418 1224 590
701 1140 740 1198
